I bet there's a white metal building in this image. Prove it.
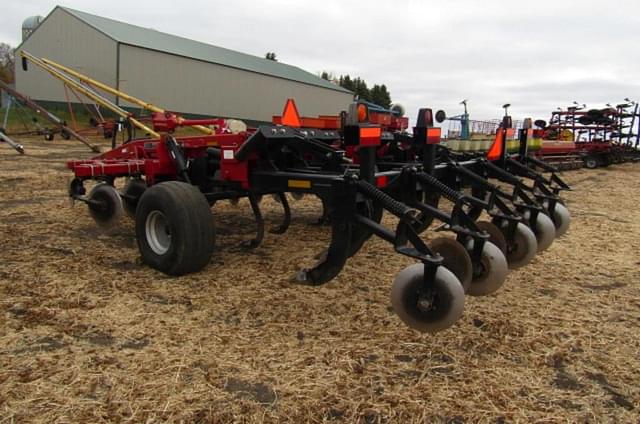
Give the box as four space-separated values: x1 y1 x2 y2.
15 6 353 122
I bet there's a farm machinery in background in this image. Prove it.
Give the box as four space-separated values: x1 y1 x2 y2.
0 80 99 154
444 101 529 156
444 100 640 170
533 101 640 169
21 52 572 334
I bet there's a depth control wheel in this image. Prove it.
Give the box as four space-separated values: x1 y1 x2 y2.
467 241 509 297
122 178 147 218
499 221 538 269
552 203 571 237
391 264 465 333
87 183 123 229
584 155 598 169
532 212 555 252
136 181 215 275
430 237 473 293
475 220 507 254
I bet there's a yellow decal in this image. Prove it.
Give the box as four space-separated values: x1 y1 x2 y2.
288 179 311 189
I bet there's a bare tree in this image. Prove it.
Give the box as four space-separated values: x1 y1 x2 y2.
0 43 16 83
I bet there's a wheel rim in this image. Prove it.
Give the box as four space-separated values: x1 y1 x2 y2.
146 210 171 255
391 264 464 333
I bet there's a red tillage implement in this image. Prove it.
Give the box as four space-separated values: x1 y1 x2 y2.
29 52 571 333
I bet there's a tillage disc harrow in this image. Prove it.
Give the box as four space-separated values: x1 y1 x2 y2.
65 99 571 333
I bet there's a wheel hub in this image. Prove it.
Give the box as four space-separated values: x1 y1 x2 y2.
146 210 171 255
417 291 437 312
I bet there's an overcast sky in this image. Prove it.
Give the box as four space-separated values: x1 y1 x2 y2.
1 0 639 124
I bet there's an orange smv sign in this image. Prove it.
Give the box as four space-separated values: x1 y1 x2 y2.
487 129 504 161
280 99 302 128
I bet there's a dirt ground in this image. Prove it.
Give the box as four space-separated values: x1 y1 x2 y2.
0 137 638 423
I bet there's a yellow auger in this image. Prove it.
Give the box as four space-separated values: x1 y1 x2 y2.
39 57 214 136
20 51 161 139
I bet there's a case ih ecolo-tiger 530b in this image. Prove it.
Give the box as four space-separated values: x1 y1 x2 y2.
61 98 571 333
24 49 572 333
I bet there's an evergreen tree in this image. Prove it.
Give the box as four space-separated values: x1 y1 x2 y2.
264 52 278 61
340 75 355 92
370 85 382 106
371 84 392 109
336 74 392 107
353 77 370 101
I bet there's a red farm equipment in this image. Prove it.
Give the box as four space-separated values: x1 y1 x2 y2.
23 53 573 334
532 101 640 169
0 79 99 154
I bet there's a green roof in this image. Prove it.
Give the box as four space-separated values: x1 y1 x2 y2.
56 6 351 94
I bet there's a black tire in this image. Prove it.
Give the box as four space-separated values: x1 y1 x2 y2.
135 181 215 276
61 129 71 140
44 132 54 141
584 155 598 169
122 178 147 218
598 154 610 167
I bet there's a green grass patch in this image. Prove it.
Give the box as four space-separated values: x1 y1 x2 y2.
0 106 101 132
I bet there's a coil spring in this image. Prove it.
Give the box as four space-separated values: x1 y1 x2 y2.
417 173 464 203
355 180 413 218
